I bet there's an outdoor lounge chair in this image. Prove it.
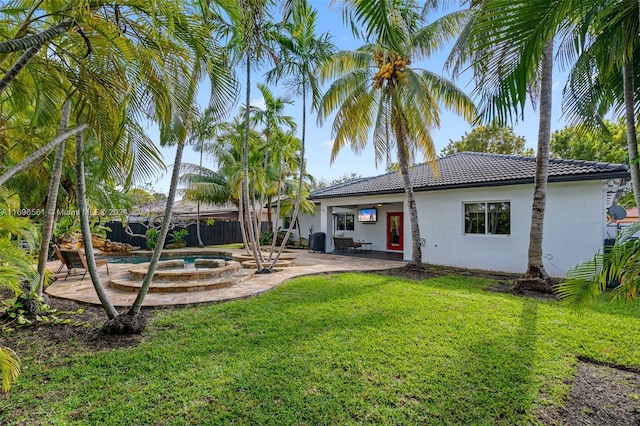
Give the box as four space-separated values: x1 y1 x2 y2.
56 247 109 280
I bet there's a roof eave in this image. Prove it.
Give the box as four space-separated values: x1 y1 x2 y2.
310 171 630 200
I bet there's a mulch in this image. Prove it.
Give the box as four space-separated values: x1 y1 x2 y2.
2 267 639 425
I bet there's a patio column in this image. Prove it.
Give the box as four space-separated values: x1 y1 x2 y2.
320 204 334 253
403 200 413 262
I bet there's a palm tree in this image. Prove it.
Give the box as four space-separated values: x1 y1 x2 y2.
0 191 40 392
212 117 270 256
319 0 474 267
221 0 279 272
0 1 237 328
35 99 72 296
561 0 640 207
265 0 335 267
248 83 296 234
556 223 640 307
262 129 303 257
447 0 574 289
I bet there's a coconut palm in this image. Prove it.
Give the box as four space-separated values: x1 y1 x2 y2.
561 0 640 207
446 0 580 288
319 0 475 267
265 0 335 267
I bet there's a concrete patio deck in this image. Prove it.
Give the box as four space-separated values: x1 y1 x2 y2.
44 249 406 308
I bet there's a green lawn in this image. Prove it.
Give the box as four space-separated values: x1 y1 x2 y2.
2 273 639 425
208 243 244 249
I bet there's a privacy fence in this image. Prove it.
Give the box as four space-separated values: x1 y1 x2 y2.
106 220 267 249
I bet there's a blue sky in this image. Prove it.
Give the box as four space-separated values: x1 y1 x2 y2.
153 1 568 193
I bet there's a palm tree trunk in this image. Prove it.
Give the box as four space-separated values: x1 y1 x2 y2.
196 148 204 247
272 84 306 267
0 124 88 186
524 40 553 282
74 132 119 320
395 120 423 267
268 162 283 258
267 196 273 233
242 55 263 271
623 61 640 207
127 141 185 316
238 193 251 255
36 99 71 296
0 20 72 53
0 44 42 95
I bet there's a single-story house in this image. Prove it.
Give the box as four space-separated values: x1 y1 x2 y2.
299 152 630 277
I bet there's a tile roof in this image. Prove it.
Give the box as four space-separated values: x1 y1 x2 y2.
310 152 629 199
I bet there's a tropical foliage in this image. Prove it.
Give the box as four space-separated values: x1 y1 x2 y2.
320 0 475 266
557 223 640 307
0 193 39 392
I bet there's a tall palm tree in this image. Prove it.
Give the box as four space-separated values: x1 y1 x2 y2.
319 0 475 267
221 0 278 272
447 0 576 288
212 117 270 256
561 0 640 206
248 83 296 234
4 0 236 328
266 0 335 267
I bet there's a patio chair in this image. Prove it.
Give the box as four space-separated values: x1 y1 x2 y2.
52 244 69 273
58 248 109 280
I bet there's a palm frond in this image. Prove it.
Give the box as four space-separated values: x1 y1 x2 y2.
0 346 20 393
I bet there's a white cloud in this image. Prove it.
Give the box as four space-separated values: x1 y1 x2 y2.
552 82 560 91
250 97 266 110
323 139 334 148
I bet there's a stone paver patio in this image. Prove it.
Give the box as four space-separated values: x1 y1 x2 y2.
45 249 406 307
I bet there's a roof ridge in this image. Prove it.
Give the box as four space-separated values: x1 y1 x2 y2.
454 151 535 161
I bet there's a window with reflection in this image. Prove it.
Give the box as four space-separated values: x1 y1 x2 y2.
464 202 510 235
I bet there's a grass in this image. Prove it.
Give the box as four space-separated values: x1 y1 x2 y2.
208 243 244 249
2 273 639 425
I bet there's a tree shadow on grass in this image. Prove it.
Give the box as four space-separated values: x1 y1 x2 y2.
176 290 545 424
431 299 540 423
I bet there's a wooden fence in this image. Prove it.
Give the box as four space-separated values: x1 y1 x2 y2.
106 220 267 249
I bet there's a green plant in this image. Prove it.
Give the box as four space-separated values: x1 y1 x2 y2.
0 346 19 393
89 217 111 238
259 230 274 246
145 228 159 250
1 293 84 333
53 216 78 243
557 223 640 307
170 229 188 245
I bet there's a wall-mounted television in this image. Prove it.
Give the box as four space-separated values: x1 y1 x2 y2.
357 208 377 223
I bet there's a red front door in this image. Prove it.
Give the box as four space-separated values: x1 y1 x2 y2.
387 212 403 251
